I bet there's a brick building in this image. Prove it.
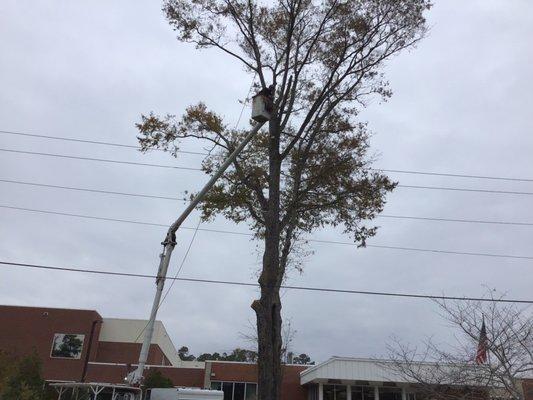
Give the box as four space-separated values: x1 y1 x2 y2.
1 305 531 400
0 305 306 400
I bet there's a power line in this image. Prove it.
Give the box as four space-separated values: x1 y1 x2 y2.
0 178 186 202
363 244 533 260
0 129 206 155
0 148 201 171
2 204 533 260
379 214 533 226
2 162 533 200
3 129 533 184
3 148 533 197
398 184 533 196
2 177 533 226
381 168 533 183
4 146 533 196
0 205 169 228
1 260 532 304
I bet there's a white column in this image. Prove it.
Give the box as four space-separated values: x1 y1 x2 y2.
401 387 407 400
374 386 379 400
347 385 352 400
319 383 324 400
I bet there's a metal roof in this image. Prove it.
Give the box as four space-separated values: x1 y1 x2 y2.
300 357 408 385
300 357 487 387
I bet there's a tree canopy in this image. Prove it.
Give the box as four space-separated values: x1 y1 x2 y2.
0 351 53 400
144 369 174 389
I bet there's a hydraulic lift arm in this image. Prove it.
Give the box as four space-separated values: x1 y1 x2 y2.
128 119 266 385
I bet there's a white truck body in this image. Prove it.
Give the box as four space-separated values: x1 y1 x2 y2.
148 388 224 400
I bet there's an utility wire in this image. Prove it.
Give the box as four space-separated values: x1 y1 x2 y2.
4 173 533 204
0 148 201 171
3 129 533 183
2 204 533 260
397 184 533 196
380 168 533 183
3 149 533 196
0 178 186 202
0 129 205 155
1 260 532 304
379 214 533 227
2 179 533 226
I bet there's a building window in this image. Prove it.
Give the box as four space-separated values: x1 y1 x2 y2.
211 381 257 400
352 386 375 400
324 385 347 400
50 333 85 359
308 385 319 400
379 387 403 400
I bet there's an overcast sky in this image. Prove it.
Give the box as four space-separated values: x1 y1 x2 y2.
1 1 532 363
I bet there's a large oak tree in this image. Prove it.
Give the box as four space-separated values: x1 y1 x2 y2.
137 0 430 398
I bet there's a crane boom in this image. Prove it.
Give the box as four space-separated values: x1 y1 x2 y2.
127 120 266 385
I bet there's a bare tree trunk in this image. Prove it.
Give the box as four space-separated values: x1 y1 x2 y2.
252 116 283 400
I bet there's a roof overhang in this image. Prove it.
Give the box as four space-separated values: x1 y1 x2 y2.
300 358 410 386
300 357 483 387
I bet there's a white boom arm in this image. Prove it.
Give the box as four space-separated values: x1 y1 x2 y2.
128 120 266 385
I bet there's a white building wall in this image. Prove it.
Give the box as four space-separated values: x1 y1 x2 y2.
99 318 203 368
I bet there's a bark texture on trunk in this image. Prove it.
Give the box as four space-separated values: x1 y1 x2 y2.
252 117 283 400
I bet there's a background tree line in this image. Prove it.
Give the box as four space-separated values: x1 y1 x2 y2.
178 346 313 365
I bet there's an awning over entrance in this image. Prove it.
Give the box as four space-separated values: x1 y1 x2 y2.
300 357 487 400
300 358 417 400
300 357 410 386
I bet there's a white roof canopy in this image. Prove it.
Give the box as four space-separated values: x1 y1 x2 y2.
300 357 485 387
300 358 410 386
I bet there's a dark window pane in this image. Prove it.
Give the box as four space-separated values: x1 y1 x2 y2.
335 386 347 400
324 385 335 400
353 386 375 400
234 383 245 400
380 387 402 400
364 387 375 400
222 382 233 400
352 387 363 400
245 383 257 400
211 382 222 390
308 385 318 400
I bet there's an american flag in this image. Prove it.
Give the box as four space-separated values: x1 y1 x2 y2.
475 318 488 365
